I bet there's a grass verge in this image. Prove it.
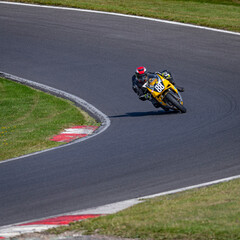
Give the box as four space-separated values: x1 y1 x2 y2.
0 77 99 161
2 1 240 239
6 0 240 32
48 178 240 240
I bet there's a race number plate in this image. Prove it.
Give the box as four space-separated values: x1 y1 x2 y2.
154 82 165 92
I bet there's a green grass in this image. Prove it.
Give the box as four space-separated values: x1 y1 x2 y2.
0 78 99 161
2 1 240 239
7 0 240 32
48 179 240 240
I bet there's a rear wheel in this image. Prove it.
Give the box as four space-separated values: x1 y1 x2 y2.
165 92 187 113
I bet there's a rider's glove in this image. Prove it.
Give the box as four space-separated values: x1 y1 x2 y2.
139 93 151 101
145 93 151 100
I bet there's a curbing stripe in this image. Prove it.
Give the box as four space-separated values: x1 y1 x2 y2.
0 215 101 238
0 2 240 238
0 200 140 238
50 126 99 142
0 71 110 164
1 175 240 238
19 214 102 226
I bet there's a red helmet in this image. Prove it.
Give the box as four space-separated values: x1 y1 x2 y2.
135 66 147 82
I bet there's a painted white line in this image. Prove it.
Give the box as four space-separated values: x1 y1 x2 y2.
0 1 239 36
45 174 240 216
1 175 240 238
0 72 111 164
69 175 240 214
0 2 239 238
71 199 143 215
139 174 240 199
62 128 95 135
0 201 141 238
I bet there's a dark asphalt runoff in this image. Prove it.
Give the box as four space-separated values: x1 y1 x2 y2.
0 3 240 226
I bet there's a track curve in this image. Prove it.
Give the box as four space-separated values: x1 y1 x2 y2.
0 2 240 226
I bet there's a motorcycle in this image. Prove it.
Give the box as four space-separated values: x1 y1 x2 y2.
142 73 186 113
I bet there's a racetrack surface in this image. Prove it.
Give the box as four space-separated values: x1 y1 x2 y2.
0 3 240 226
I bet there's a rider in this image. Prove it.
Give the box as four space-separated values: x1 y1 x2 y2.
132 66 184 107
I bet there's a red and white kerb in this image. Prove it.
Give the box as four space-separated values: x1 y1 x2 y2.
50 126 98 143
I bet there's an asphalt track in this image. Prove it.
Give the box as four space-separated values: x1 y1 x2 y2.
0 2 240 226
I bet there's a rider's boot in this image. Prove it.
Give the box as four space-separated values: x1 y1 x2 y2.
176 86 184 92
139 92 151 101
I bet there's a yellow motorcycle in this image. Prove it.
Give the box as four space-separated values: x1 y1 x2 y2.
142 73 186 113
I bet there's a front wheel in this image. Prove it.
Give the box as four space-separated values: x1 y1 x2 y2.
165 92 187 113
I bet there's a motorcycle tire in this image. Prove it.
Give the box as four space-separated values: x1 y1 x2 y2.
165 92 187 113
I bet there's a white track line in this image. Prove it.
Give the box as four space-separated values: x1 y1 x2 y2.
0 71 110 164
0 1 239 36
140 174 240 199
0 2 239 238
1 175 240 238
